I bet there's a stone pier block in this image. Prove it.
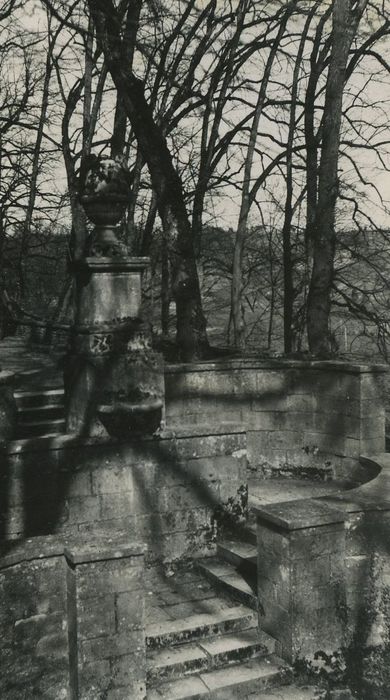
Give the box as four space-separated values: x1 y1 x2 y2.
65 538 146 700
255 499 348 663
0 535 146 700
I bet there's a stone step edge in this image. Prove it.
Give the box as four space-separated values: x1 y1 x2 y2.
217 540 257 568
17 404 65 414
12 432 66 442
196 558 258 610
147 654 292 699
17 418 66 429
14 387 64 399
146 604 257 649
147 628 276 683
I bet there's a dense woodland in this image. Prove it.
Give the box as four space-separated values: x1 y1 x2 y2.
0 0 389 360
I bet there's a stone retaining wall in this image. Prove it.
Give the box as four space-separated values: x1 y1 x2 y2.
165 359 387 481
0 535 146 700
0 425 247 564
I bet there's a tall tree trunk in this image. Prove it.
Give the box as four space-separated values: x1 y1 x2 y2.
110 0 141 158
126 148 143 250
88 0 209 360
161 232 170 339
191 0 244 254
307 0 368 355
60 77 88 261
304 6 332 322
55 26 108 262
139 191 158 256
231 4 294 350
19 28 53 300
282 3 318 353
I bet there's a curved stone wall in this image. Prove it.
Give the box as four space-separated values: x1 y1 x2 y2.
165 358 388 483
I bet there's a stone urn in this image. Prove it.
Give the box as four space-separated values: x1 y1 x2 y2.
64 153 165 437
80 155 131 256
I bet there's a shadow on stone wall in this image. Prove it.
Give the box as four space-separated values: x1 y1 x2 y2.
0 354 250 565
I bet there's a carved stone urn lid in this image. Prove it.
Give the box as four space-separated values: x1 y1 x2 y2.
81 154 131 199
79 155 132 255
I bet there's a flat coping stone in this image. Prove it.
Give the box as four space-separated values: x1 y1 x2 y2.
0 533 145 571
253 498 347 531
2 422 246 454
165 357 389 375
64 539 146 566
317 493 390 514
0 370 16 385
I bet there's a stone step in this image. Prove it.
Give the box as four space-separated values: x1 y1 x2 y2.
147 628 271 684
14 387 64 408
148 641 209 683
146 605 257 650
147 654 291 699
196 558 257 610
17 404 65 422
242 525 257 545
217 540 257 570
16 418 66 439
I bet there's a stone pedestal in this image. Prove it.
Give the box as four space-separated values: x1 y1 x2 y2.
64 257 164 436
255 499 348 663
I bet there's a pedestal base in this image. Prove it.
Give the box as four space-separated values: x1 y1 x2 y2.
64 256 164 437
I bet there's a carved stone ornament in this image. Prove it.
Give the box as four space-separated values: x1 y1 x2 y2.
80 155 131 256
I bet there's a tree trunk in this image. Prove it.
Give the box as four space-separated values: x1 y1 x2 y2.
307 0 368 355
282 3 318 353
231 5 293 351
110 0 141 158
161 232 170 339
139 191 158 257
19 40 53 300
88 0 209 360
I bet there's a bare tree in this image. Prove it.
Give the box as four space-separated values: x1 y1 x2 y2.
231 1 296 350
306 0 369 355
86 0 209 360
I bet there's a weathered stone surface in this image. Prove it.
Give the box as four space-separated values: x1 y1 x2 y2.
164 360 387 480
0 535 146 700
257 505 348 663
1 429 246 563
0 551 69 700
255 499 346 531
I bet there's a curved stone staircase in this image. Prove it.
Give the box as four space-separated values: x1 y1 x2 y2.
145 536 316 699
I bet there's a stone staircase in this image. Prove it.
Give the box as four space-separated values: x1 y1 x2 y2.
14 387 65 439
145 535 315 699
197 533 258 611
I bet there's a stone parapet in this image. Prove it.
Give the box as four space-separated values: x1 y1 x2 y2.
0 425 247 564
254 454 390 675
165 358 388 481
0 534 146 699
